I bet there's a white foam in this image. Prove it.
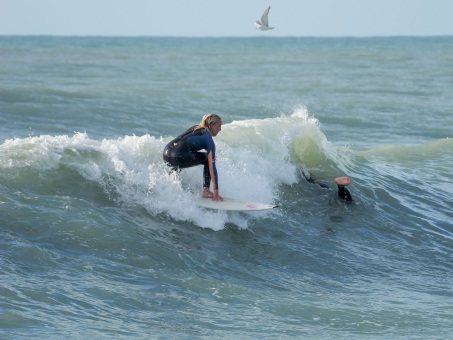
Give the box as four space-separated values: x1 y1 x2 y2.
0 109 339 230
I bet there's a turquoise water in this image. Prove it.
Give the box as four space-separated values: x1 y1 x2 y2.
1 36 452 339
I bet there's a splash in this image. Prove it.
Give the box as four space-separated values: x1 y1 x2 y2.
0 110 350 230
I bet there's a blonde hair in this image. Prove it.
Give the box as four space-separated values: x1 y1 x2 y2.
195 114 221 134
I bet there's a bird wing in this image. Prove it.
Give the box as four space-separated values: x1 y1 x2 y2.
261 6 271 27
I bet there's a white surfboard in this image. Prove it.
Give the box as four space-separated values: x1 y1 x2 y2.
196 196 278 211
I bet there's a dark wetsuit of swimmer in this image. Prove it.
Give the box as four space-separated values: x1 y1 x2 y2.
163 126 219 189
303 172 353 202
337 185 352 202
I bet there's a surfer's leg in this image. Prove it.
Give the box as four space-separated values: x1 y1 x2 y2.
164 143 203 168
163 143 182 170
337 186 353 201
202 161 214 198
202 161 211 188
335 177 353 202
168 167 181 175
164 143 213 197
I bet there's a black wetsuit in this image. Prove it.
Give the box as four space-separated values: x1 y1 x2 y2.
303 172 353 202
337 186 353 202
163 126 218 189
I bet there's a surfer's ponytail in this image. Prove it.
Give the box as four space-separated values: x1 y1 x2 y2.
195 114 221 134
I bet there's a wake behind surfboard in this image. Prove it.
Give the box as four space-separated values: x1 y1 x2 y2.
196 196 278 211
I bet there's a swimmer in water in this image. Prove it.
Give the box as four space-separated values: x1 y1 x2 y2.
302 172 353 202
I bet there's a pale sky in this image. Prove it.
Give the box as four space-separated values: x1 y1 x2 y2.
1 0 453 37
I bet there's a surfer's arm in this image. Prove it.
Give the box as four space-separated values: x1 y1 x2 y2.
207 151 223 201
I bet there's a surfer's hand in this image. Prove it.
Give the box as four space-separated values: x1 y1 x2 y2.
213 189 223 201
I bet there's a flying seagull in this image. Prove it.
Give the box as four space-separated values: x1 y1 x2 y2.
255 6 274 31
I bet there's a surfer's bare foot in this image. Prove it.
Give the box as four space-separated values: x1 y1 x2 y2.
335 176 351 187
202 188 214 198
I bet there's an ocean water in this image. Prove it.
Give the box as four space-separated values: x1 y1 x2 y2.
1 36 452 339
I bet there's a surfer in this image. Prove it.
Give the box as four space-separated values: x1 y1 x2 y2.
303 172 353 202
163 114 223 201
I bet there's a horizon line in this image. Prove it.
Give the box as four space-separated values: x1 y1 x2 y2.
1 34 453 39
